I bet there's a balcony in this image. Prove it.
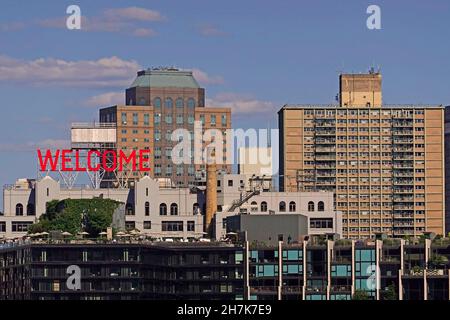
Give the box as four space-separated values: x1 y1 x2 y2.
330 285 352 292
315 147 336 152
250 286 278 294
282 286 302 293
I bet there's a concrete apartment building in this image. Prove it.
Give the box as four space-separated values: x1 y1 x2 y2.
279 71 445 239
444 106 450 235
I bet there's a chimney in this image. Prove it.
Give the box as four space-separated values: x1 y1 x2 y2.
205 147 217 236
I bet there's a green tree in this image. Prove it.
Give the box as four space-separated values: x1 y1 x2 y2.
352 289 371 300
29 198 121 237
382 284 397 300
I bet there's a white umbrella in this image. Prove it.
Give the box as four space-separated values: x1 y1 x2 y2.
78 231 89 235
99 231 107 236
41 232 49 236
61 231 72 236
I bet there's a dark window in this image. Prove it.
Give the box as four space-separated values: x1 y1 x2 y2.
0 222 5 232
318 201 325 212
165 98 173 108
126 203 134 216
145 202 150 216
159 203 167 216
289 201 296 212
153 97 161 108
162 221 183 232
187 221 195 232
261 201 268 212
144 221 151 229
308 201 315 212
310 218 333 229
125 221 135 231
176 98 184 108
187 98 195 108
170 203 178 216
15 203 23 216
12 221 32 232
278 234 284 241
27 204 35 216
193 203 200 214
228 180 233 187
279 201 286 212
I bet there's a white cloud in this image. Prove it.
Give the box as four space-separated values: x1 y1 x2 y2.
38 7 164 36
84 91 123 107
207 93 276 115
191 68 224 85
104 7 165 22
0 139 70 152
132 28 157 37
0 21 26 32
0 55 139 88
198 24 227 36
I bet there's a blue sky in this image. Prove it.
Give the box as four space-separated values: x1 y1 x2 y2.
0 0 449 209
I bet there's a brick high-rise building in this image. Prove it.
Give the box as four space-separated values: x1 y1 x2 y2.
100 68 231 187
279 71 445 239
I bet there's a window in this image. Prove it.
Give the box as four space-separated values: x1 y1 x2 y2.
121 113 127 124
159 203 167 216
27 204 35 216
308 201 315 212
310 218 333 229
154 113 161 125
165 114 173 124
261 201 268 212
132 113 138 125
176 114 184 124
176 98 184 108
187 98 195 108
279 201 286 212
144 114 150 125
155 129 161 141
165 97 173 109
12 221 32 232
211 115 217 126
221 114 227 126
165 130 172 141
200 114 205 125
170 203 178 216
162 221 183 232
153 97 162 108
0 222 6 232
125 221 135 231
145 202 150 216
188 114 195 124
228 180 233 187
289 201 296 212
126 203 134 215
154 147 162 159
187 221 195 232
16 203 23 216
318 201 325 212
144 221 151 229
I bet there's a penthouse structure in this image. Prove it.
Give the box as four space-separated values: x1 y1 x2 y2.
279 71 445 239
